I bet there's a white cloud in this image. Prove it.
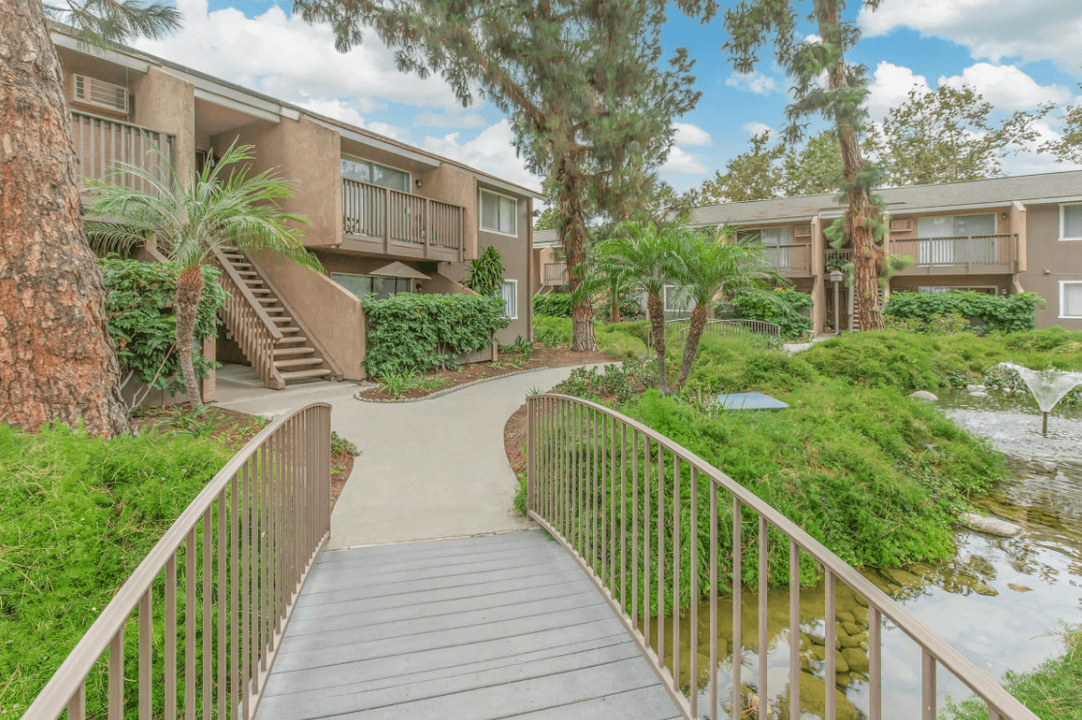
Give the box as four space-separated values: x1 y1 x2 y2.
804 34 823 44
859 0 1082 70
673 122 712 146
939 63 1071 111
421 120 542 191
866 62 930 117
659 147 707 174
415 110 488 129
742 121 773 137
725 71 779 95
135 0 463 111
295 97 405 140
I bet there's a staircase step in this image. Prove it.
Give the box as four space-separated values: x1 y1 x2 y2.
274 357 324 369
237 271 257 277
250 288 271 295
273 346 316 356
276 335 308 344
257 297 279 304
280 368 332 381
265 307 285 314
231 262 252 269
244 279 264 286
271 316 293 323
223 254 245 261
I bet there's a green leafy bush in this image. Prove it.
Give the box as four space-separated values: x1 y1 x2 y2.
884 311 971 335
363 293 508 376
726 288 813 339
534 316 573 346
596 322 649 358
100 258 226 397
0 422 232 711
885 291 1043 333
463 245 505 297
533 293 573 318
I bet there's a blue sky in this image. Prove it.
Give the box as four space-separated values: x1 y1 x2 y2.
137 1 1082 195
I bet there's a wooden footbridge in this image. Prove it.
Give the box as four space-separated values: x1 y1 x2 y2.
24 401 1037 720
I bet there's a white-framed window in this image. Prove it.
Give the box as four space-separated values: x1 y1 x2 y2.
1060 281 1082 318
662 285 696 314
500 279 518 319
331 272 415 300
340 156 411 192
480 189 518 236
738 226 791 246
1060 203 1082 241
916 213 997 264
918 286 998 295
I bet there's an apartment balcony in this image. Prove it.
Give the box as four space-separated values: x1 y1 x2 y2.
70 110 175 193
543 262 568 286
892 234 1018 275
762 243 813 277
342 177 465 262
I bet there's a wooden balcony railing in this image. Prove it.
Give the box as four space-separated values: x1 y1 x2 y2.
543 262 568 285
342 178 464 260
526 394 1040 720
761 243 812 275
24 403 332 720
69 110 175 193
892 234 1016 272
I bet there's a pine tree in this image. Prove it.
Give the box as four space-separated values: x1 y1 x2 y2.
295 0 715 351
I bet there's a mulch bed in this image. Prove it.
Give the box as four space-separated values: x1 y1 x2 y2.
133 404 356 510
358 346 613 402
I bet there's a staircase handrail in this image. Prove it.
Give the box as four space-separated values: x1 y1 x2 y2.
213 247 284 341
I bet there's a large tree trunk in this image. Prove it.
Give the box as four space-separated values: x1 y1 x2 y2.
174 266 205 408
647 293 668 394
676 302 708 391
819 2 884 332
0 0 129 437
555 154 596 351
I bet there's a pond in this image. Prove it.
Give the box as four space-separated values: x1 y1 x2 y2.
645 388 1082 719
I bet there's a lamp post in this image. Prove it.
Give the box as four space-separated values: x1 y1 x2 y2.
829 268 843 335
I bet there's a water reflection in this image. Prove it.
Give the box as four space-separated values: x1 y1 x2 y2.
646 390 1082 719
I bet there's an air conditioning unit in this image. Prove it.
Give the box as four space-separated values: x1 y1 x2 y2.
68 74 129 114
794 224 812 238
889 218 914 233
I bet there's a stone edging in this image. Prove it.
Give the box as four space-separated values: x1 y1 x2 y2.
354 366 553 404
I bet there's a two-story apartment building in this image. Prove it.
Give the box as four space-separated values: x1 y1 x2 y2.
690 171 1082 333
53 27 542 398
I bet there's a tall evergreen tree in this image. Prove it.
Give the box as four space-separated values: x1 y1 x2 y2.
723 0 888 330
295 0 714 351
0 0 179 437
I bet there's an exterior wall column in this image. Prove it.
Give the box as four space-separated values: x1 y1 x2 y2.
881 218 892 306
1010 200 1028 291
810 215 826 335
201 335 216 403
132 67 196 185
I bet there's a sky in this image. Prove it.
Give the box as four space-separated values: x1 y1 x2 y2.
134 0 1082 196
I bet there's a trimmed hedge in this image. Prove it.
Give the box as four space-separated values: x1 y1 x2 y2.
726 288 813 339
534 293 573 318
363 293 509 376
885 291 1043 333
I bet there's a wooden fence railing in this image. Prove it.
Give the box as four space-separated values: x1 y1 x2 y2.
761 243 812 275
526 394 1039 720
70 110 175 192
341 178 464 258
892 234 1016 271
543 262 568 286
214 248 286 390
23 403 332 720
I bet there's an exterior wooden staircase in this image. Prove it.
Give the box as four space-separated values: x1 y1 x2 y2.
215 246 343 389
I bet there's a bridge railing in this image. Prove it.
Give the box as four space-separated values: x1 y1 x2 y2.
526 393 1038 720
674 319 782 343
23 403 332 720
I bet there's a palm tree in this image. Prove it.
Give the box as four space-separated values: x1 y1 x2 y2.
85 142 321 408
593 222 684 393
1 0 180 437
670 227 780 391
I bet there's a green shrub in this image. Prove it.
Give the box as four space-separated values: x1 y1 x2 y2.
884 311 972 335
363 293 508 376
100 258 226 397
596 321 649 359
726 288 813 339
533 293 573 318
463 245 505 297
885 291 1043 333
534 316 573 346
0 423 232 711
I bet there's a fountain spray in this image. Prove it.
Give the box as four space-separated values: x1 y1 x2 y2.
996 362 1082 434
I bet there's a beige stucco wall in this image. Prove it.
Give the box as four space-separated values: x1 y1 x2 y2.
1019 203 1082 330
417 164 478 260
252 251 367 380
131 67 196 184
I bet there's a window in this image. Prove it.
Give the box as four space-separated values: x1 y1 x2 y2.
740 226 792 268
500 279 518 319
918 286 997 295
663 285 695 314
1061 203 1082 241
1060 282 1082 318
340 156 411 192
331 272 413 300
480 189 517 236
916 213 997 264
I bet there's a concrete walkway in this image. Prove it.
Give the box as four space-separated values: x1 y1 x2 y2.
215 363 606 548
